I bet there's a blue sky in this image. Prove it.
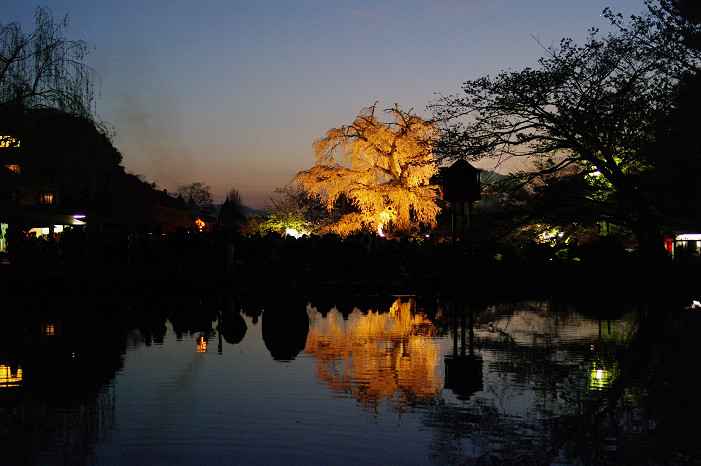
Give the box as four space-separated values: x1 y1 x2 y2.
3 1 647 208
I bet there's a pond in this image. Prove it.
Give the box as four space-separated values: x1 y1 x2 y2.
1 285 700 464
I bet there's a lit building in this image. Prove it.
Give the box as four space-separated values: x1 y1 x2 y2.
150 189 218 233
673 233 701 259
0 107 95 249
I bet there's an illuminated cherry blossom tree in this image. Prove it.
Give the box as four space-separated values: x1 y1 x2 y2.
295 103 441 237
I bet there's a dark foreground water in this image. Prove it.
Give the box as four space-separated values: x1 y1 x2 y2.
1 284 700 465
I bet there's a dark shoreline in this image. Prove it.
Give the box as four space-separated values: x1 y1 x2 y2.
4 251 700 314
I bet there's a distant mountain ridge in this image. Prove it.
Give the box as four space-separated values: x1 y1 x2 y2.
241 205 266 218
201 203 266 218
480 169 509 184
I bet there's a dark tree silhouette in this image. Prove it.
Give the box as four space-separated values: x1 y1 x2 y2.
218 188 244 226
625 1 701 231
431 1 700 256
1 7 99 124
176 182 213 208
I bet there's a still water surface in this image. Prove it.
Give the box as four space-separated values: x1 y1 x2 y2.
2 289 700 464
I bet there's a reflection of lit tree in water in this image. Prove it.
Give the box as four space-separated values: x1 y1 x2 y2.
304 297 442 410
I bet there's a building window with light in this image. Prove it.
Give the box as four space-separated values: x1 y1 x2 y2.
4 164 20 174
38 193 54 205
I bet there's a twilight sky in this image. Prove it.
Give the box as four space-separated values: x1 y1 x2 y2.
3 1 647 208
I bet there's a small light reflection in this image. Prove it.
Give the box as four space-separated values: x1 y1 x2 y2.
0 135 20 148
0 365 23 387
588 362 617 390
197 334 207 353
43 323 55 336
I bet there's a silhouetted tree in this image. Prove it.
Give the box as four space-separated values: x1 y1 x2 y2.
218 188 244 226
1 7 99 125
622 0 701 231
431 1 700 256
176 182 213 208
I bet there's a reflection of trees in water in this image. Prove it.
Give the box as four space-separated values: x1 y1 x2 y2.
2 386 117 464
217 309 247 345
304 297 442 410
426 398 559 464
126 289 239 349
424 299 652 464
0 288 128 464
262 306 309 361
601 299 701 462
1 286 253 464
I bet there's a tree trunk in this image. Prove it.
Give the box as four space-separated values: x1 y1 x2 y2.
622 185 668 261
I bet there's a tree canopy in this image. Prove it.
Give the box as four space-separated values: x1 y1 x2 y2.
295 103 441 237
430 0 701 255
219 187 245 226
257 184 332 236
176 182 213 208
1 7 99 123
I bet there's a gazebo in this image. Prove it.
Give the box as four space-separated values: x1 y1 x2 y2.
440 159 481 241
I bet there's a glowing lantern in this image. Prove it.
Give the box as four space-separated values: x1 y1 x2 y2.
195 218 205 232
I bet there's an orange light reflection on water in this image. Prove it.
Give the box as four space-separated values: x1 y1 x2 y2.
304 298 442 409
197 334 207 353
